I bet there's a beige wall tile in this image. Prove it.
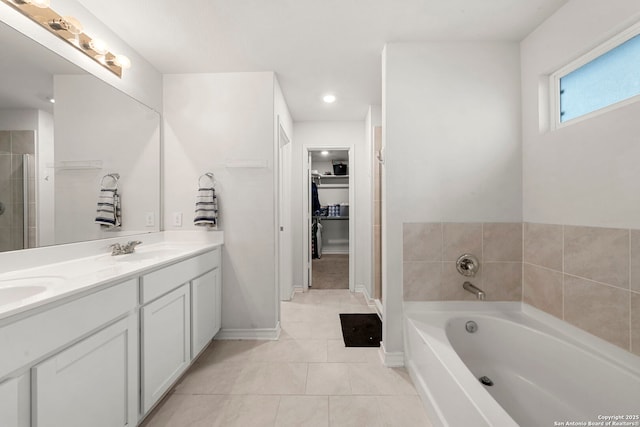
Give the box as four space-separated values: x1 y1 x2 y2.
10 130 35 155
403 262 441 301
0 132 9 153
524 222 563 271
631 292 640 357
564 275 630 350
403 223 442 262
631 231 640 293
440 262 481 301
443 223 482 262
564 226 629 289
523 264 563 319
483 262 522 302
483 223 522 262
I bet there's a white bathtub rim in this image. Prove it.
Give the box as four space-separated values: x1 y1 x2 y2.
405 301 640 377
405 315 518 427
404 301 640 427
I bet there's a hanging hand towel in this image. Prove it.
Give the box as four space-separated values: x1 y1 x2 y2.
194 187 218 227
95 188 122 228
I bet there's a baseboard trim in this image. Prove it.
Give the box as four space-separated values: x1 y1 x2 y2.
215 322 281 340
373 299 383 318
379 341 404 367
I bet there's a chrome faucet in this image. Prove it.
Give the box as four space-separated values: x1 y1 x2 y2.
463 281 485 300
110 240 142 256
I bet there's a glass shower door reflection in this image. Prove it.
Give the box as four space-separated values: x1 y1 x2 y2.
0 130 36 252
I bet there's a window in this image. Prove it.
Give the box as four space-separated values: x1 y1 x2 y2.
552 24 640 126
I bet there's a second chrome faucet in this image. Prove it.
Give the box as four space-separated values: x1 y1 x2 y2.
110 241 142 256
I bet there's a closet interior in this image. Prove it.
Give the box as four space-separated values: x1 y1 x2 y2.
310 150 349 289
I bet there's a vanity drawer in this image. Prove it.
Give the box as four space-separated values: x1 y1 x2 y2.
0 279 137 380
140 248 220 304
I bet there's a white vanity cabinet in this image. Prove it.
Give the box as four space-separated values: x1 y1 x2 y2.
0 242 223 426
0 278 139 427
141 284 191 413
191 267 221 357
33 315 138 427
0 374 29 427
140 247 221 414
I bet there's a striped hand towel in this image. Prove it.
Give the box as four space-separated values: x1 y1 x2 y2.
194 187 218 227
95 188 122 228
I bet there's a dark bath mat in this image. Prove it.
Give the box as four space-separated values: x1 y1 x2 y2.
339 313 382 347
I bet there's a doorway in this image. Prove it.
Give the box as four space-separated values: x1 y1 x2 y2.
303 147 354 292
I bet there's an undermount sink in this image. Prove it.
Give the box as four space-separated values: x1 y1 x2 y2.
0 276 65 288
0 285 48 306
0 276 65 307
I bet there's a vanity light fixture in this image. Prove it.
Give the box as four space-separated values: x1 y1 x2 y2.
323 94 336 104
2 0 130 78
12 0 50 8
48 97 55 104
321 151 329 156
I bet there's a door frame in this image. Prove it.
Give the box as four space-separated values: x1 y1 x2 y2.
277 119 294 301
302 145 355 292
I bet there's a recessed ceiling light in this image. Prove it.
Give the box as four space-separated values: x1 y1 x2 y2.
323 94 336 104
321 151 329 156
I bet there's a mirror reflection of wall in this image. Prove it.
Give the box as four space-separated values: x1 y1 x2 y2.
0 20 161 252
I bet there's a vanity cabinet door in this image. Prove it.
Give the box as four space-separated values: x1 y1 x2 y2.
0 374 29 427
32 315 138 427
141 283 191 414
191 268 221 357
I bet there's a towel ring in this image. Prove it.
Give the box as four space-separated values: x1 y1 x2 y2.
198 172 215 188
101 173 120 190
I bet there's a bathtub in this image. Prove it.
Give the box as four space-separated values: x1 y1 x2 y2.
404 302 640 427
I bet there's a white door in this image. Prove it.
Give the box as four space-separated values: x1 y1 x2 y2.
279 123 293 300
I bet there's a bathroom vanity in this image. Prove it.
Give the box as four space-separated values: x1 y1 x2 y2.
0 232 223 427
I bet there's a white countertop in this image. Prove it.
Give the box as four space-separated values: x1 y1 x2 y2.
0 231 223 322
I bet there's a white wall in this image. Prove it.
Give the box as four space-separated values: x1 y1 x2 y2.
522 0 640 228
163 72 279 332
382 42 522 354
54 75 160 244
0 0 162 111
292 121 367 289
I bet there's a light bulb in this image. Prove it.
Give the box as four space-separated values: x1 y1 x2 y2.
89 38 108 55
323 94 336 104
113 54 131 69
321 151 329 156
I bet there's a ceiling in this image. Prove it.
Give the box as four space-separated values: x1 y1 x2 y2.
76 0 568 122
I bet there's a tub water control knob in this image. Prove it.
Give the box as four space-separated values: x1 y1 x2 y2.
456 254 479 277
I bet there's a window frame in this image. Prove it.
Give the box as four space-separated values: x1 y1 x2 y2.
550 21 640 130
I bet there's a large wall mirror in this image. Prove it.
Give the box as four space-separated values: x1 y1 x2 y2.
0 20 160 252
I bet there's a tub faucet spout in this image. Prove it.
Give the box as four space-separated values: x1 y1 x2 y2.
463 281 485 300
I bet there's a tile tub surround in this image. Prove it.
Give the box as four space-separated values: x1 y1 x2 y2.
523 223 640 356
402 222 522 302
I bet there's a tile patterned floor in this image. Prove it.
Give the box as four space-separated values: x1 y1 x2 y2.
142 289 432 427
